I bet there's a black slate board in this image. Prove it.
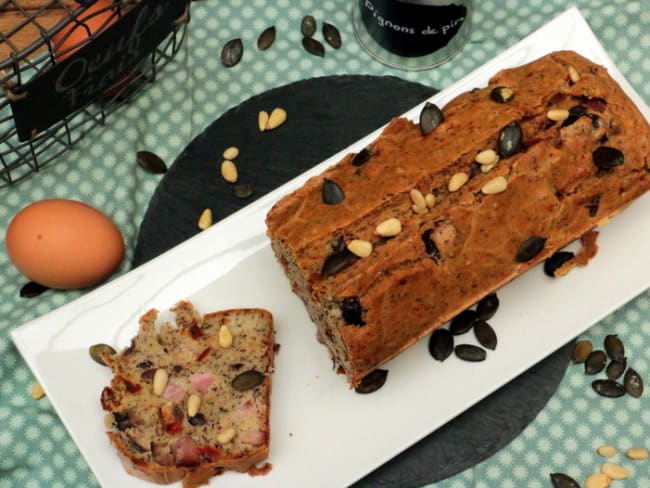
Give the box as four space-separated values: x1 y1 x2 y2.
132 75 573 487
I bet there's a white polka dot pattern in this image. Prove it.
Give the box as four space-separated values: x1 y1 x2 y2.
1 1 649 487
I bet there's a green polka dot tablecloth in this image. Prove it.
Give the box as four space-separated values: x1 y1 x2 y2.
1 1 650 487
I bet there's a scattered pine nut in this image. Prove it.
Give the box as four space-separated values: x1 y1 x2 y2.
216 427 236 444
221 160 238 183
600 462 630 480
475 149 498 166
218 325 233 349
425 193 436 208
409 188 426 210
222 146 239 160
596 216 610 227
31 381 45 400
104 414 114 429
547 108 570 122
266 108 287 130
568 65 581 83
597 445 617 457
258 110 269 131
448 172 469 192
198 208 213 230
347 239 373 258
626 447 649 460
375 218 402 237
187 394 201 417
584 472 611 488
153 368 169 396
481 175 508 195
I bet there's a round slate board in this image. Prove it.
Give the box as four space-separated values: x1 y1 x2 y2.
132 75 574 487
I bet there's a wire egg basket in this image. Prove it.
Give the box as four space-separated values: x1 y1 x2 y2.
0 0 190 188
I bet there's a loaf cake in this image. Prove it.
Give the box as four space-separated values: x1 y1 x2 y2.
265 50 650 387
100 301 274 487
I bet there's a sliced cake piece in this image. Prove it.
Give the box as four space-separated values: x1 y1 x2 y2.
100 301 274 487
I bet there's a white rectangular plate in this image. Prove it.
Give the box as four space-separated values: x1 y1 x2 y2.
12 7 650 488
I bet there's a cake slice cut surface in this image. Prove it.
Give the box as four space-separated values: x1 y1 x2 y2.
100 301 274 487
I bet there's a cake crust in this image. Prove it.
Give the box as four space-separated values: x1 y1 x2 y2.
266 50 650 386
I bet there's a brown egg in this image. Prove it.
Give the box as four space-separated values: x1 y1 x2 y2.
5 199 125 289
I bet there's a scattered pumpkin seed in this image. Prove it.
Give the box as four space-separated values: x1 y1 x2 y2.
197 208 213 230
419 102 444 135
300 15 316 37
322 178 345 205
596 445 617 457
448 172 469 192
136 150 167 174
498 122 523 157
450 309 477 335
322 22 342 49
340 297 365 325
216 427 237 444
302 36 325 57
544 251 575 277
222 146 239 160
550 473 580 488
490 86 514 103
475 149 498 166
476 293 499 321
481 175 508 195
266 107 287 130
31 381 45 400
351 148 371 166
428 328 453 362
604 334 625 362
20 281 48 298
515 236 546 262
626 447 649 460
221 160 238 183
454 344 486 362
593 146 624 170
258 110 269 131
606 358 627 380
89 343 116 366
232 370 265 391
585 350 607 375
600 462 630 480
592 379 625 398
355 369 388 394
187 394 201 417
572 340 593 364
232 183 254 199
257 25 276 51
375 217 402 237
474 320 497 350
624 367 643 398
347 239 373 258
547 108 570 122
221 38 243 67
567 65 581 83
